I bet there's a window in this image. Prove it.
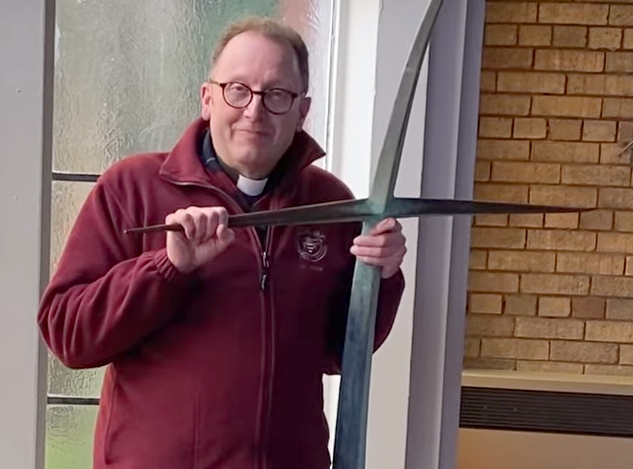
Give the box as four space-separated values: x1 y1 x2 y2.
46 2 335 468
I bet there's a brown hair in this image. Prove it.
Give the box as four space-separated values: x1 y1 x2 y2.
208 16 310 93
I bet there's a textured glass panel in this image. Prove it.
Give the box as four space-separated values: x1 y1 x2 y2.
53 0 280 174
46 405 99 469
48 181 105 398
279 0 334 153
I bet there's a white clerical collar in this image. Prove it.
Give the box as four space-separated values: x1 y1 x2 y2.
237 174 268 196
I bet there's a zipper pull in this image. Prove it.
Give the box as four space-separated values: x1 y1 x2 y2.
260 251 270 290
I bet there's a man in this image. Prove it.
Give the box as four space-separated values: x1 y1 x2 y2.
39 16 406 469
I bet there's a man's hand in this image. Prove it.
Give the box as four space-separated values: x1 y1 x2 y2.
166 206 235 273
350 218 407 279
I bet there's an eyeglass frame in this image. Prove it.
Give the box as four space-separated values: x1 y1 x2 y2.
208 80 305 115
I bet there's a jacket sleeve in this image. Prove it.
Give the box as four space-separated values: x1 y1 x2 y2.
38 177 197 370
325 265 405 375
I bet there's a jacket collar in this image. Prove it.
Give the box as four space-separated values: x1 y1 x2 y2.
159 118 326 191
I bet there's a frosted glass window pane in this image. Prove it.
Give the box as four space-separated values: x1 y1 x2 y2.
54 0 298 174
46 405 99 469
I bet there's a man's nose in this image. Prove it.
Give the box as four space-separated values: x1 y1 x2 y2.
243 94 266 118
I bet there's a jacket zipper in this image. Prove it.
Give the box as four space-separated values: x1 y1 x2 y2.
166 178 278 468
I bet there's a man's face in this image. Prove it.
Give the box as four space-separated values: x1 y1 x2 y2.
200 32 311 179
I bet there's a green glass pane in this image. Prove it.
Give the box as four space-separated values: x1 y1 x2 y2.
45 405 99 469
53 0 279 174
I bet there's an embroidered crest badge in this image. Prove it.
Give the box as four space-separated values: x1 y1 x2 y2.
295 227 328 263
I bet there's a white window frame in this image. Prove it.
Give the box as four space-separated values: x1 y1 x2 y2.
0 1 484 468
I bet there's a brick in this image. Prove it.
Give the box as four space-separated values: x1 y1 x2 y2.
509 213 543 228
603 98 633 119
530 185 597 207
479 117 512 138
487 2 538 23
485 24 518 46
619 122 633 144
625 29 633 49
497 72 565 94
583 121 617 142
532 96 602 118
471 227 526 248
561 165 630 187
538 297 570 317
589 28 623 50
492 161 560 184
592 276 633 297
606 52 633 72
600 143 631 165
615 212 633 232
505 294 537 316
481 338 549 360
474 161 491 182
464 338 480 358
475 183 528 203
469 293 503 314
535 50 604 72
463 357 516 370
586 320 633 342
514 118 547 139
585 364 633 377
488 250 555 272
480 71 496 92
539 4 609 26
556 252 624 275
466 314 515 337
606 298 633 320
475 214 508 227
527 230 596 251
517 360 583 374
609 6 633 26
580 210 613 231
478 139 530 160
544 213 578 229
553 26 587 48
620 345 633 365
482 47 534 70
520 273 590 295
597 232 633 253
551 341 617 364
625 256 633 275
519 25 552 46
469 271 519 293
533 141 600 163
572 297 605 319
599 188 633 210
480 94 531 116
548 119 582 141
515 316 584 340
569 76 633 97
470 249 487 270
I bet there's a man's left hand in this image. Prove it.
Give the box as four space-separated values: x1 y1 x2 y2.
350 218 407 279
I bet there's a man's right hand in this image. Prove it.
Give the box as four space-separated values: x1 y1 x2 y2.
165 206 235 273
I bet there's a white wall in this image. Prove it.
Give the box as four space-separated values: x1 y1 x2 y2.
0 1 51 468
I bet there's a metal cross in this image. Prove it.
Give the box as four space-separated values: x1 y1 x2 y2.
126 0 588 466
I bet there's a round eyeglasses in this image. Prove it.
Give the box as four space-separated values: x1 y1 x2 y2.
209 80 303 115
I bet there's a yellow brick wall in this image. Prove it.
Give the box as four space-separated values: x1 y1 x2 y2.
465 0 633 375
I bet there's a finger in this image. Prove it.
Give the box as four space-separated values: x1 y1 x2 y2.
350 244 401 258
353 231 405 248
170 209 196 240
216 224 235 248
369 218 400 236
199 209 219 244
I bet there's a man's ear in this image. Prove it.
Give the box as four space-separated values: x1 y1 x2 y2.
296 96 312 132
200 82 213 121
